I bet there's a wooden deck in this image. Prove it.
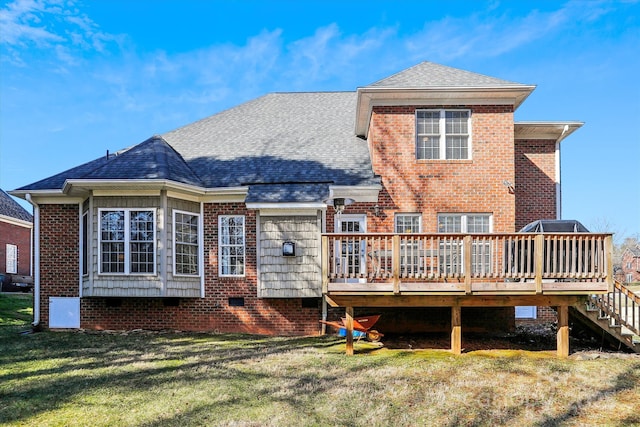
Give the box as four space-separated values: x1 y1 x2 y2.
321 232 614 357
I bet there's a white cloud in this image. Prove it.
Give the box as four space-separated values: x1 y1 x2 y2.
0 0 122 65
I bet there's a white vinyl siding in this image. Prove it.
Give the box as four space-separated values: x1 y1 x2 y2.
219 215 245 276
417 109 471 160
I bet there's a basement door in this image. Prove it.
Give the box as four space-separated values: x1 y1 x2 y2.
334 214 366 283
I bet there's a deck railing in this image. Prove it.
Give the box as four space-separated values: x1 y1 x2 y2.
321 233 613 294
592 280 640 336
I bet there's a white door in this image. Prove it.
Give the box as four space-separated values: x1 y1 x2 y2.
335 215 366 282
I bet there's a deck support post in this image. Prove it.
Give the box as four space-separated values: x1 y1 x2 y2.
557 305 569 358
451 306 462 355
345 306 354 356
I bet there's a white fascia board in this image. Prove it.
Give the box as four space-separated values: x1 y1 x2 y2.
356 86 536 137
0 214 33 228
514 121 584 143
247 203 325 215
328 185 381 203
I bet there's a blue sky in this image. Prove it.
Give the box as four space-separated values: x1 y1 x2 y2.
1 0 638 239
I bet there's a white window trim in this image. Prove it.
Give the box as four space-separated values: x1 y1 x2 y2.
173 209 201 277
98 208 157 276
218 215 246 277
81 212 89 277
437 213 493 233
394 213 422 233
416 109 472 160
6 244 17 274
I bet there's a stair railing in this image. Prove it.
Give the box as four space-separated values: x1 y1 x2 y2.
591 280 640 336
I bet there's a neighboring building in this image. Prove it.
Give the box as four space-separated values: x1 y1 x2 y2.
11 62 594 334
0 189 33 278
621 246 640 284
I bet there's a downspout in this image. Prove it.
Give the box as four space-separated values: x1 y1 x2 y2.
25 194 40 328
321 207 327 335
555 125 568 219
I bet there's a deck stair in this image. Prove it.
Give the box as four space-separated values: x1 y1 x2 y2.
571 280 640 353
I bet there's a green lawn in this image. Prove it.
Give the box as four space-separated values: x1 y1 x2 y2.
1 293 639 426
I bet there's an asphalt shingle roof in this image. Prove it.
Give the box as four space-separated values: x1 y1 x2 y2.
0 189 32 222
367 61 525 88
162 91 378 195
16 62 529 203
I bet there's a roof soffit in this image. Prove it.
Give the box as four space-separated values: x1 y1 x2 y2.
355 86 536 137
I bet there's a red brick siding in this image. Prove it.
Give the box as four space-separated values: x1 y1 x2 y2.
79 203 321 335
514 139 557 230
39 204 79 326
621 251 640 283
365 105 516 233
0 221 31 276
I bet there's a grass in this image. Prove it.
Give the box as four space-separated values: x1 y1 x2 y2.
1 293 639 426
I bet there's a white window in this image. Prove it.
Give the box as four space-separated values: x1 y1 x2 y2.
395 214 422 233
627 274 634 284
219 215 245 276
416 109 471 160
6 244 17 274
395 214 422 274
174 210 200 276
99 209 156 274
438 213 492 274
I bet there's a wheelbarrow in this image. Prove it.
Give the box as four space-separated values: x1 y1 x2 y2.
320 314 383 342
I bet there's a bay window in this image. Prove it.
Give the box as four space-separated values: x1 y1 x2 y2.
99 209 155 274
174 210 200 276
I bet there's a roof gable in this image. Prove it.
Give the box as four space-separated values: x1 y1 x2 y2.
367 61 524 89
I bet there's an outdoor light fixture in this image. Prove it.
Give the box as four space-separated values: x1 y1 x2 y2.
324 197 354 214
282 241 295 257
502 180 515 194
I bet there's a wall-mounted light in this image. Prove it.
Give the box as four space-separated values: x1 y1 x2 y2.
324 197 354 214
372 204 381 216
503 180 515 194
282 241 295 257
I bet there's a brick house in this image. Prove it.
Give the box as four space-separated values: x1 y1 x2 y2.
12 62 603 337
0 189 32 283
621 246 640 284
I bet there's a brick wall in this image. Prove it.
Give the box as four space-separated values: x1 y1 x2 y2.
365 105 516 233
621 250 640 283
39 204 79 326
514 139 557 229
0 221 31 276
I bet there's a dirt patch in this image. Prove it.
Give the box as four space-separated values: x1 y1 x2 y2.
379 323 637 355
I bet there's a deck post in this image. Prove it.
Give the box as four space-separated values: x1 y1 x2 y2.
464 236 472 294
557 305 569 358
535 234 544 294
605 235 614 292
392 235 400 294
321 236 329 295
451 306 462 355
345 306 354 356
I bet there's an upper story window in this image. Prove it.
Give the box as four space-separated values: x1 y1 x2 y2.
219 215 245 277
416 109 471 160
99 209 156 274
174 211 200 276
